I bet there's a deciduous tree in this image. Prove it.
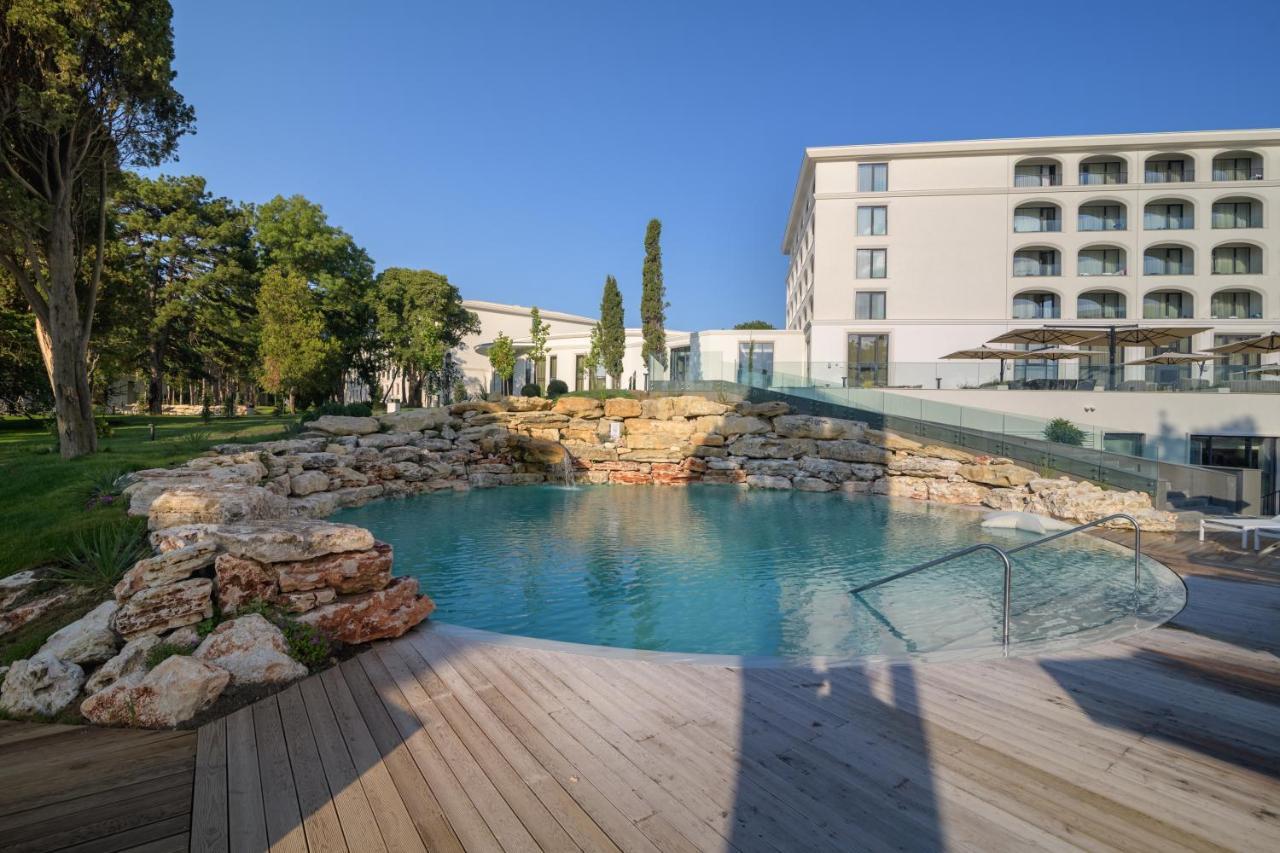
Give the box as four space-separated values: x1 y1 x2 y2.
0 0 194 457
256 267 337 411
528 306 550 385
370 267 479 405
733 320 774 330
487 332 515 395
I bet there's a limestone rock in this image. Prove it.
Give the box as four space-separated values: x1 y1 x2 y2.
926 479 991 505
147 484 287 530
772 415 865 441
0 588 77 638
379 446 421 464
378 407 452 432
744 459 800 477
553 397 603 418
274 543 394 594
956 462 1038 488
793 477 837 492
887 455 962 479
730 436 817 460
114 541 218 600
85 634 160 695
38 600 119 665
215 553 280 614
166 626 201 649
916 445 978 464
153 520 374 563
0 570 40 611
640 396 729 419
0 652 84 717
745 474 792 490
735 400 790 417
358 432 414 449
510 435 567 465
703 414 771 436
864 429 923 452
276 588 337 613
603 397 642 418
81 655 229 728
309 415 381 435
327 466 370 488
798 456 853 483
816 440 891 464
507 397 554 412
289 470 331 496
872 476 929 500
114 579 214 639
297 577 434 644
194 614 308 686
451 401 504 416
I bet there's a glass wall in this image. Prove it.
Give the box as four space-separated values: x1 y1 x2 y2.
1078 247 1125 276
1078 203 1125 231
1077 290 1126 319
1012 291 1060 319
1211 289 1263 319
847 334 888 387
1143 290 1193 319
1144 201 1192 230
1144 246 1193 276
1212 199 1262 229
1212 333 1262 382
737 342 774 386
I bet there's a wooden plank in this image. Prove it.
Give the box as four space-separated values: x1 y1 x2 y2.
251 697 308 853
275 683 350 853
1 775 193 853
191 717 229 853
371 643 540 853
296 675 390 853
225 706 268 853
55 814 191 853
332 660 463 853
0 770 190 837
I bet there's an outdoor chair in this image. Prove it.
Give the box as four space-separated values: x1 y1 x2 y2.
1199 514 1280 550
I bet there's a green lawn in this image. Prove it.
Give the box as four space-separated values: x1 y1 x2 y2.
0 414 292 578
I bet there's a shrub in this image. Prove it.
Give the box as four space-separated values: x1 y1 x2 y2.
281 620 331 669
94 416 113 438
200 395 213 423
1044 417 1086 446
546 379 569 398
300 401 373 424
563 388 635 400
174 429 212 454
145 642 192 669
47 520 149 596
81 468 130 509
520 383 541 398
452 379 468 403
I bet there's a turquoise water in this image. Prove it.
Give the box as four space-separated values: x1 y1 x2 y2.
332 485 1185 660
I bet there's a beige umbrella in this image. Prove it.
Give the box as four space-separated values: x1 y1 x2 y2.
1106 326 1212 347
1004 348 1085 361
987 328 1103 346
1124 352 1213 365
939 346 1023 360
1248 364 1280 376
1205 332 1280 354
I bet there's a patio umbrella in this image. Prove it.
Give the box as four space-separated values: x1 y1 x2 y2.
1205 331 1280 354
1248 364 1280 376
939 345 1022 382
1105 326 1212 347
1123 352 1213 365
1003 348 1085 361
987 328 1104 347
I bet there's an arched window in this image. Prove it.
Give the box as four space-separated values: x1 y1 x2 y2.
1012 247 1060 277
1144 244 1193 276
1013 157 1061 187
1013 203 1061 233
1144 154 1195 183
1144 199 1193 230
1211 289 1263 319
1078 291 1127 320
1013 290 1060 319
1212 150 1263 181
1079 155 1127 185
1078 200 1126 231
1211 196 1263 229
1143 290 1193 320
1212 243 1263 275
1078 246 1126 276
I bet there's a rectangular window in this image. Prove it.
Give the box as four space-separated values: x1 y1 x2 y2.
1144 203 1190 230
847 334 888 387
1014 163 1059 187
855 291 886 320
1077 292 1125 319
1078 204 1124 231
1080 160 1125 185
1145 160 1191 183
1012 292 1060 320
548 355 557 380
1213 246 1260 275
1211 291 1262 319
736 342 774 386
1012 343 1058 382
1212 334 1262 381
1143 292 1191 319
1013 207 1060 232
574 354 585 391
1144 247 1190 276
856 248 887 279
1078 248 1124 276
1211 201 1260 228
1213 157 1262 181
857 163 888 192
857 205 887 235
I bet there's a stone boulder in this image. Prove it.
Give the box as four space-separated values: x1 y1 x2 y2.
886 455 962 479
772 415 865 441
275 543 393 594
745 474 792 490
451 401 504 416
507 397 554 412
289 470 331 496
1026 478 1175 531
309 415 380 435
297 577 434 644
194 614 308 686
735 400 790 417
81 655 229 728
864 429 923 452
85 634 161 695
640 396 729 419
153 520 374 563
798 456 854 483
603 397 642 418
0 570 40 611
872 476 929 500
623 418 695 449
214 553 280 614
0 652 85 717
147 485 287 530
700 414 771 437
378 407 452 432
794 477 837 492
915 445 978 464
816 440 892 464
114 579 214 639
0 588 77 639
730 436 817 460
956 462 1039 488
38 600 119 665
552 397 603 418
114 541 218 600
510 435 567 465
358 432 415 450
926 479 992 505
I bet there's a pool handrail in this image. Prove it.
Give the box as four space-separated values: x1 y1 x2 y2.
849 513 1143 657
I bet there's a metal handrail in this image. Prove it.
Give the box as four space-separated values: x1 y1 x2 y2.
852 543 1014 655
849 512 1144 657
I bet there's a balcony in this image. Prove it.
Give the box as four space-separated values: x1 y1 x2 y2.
1144 157 1194 183
1079 157 1127 186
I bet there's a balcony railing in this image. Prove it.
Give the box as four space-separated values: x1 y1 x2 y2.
1144 167 1195 183
1079 171 1128 185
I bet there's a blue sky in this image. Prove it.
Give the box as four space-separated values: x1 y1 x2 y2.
164 0 1280 329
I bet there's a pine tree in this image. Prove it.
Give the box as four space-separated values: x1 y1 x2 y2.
640 219 667 370
599 276 625 388
256 268 338 411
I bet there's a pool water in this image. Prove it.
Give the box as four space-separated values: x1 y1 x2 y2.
332 485 1185 661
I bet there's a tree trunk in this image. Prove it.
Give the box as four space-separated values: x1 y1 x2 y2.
41 199 98 459
148 344 163 415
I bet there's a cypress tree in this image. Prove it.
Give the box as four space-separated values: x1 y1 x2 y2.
599 275 626 388
640 219 667 369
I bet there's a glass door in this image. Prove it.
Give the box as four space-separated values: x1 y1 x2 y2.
737 342 774 387
670 346 691 385
847 334 888 387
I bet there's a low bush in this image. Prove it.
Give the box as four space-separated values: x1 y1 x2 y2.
1044 417 1086 446
562 388 636 400
81 468 131 509
545 379 569 398
520 383 542 398
300 401 373 424
145 641 192 669
47 519 149 597
281 620 331 669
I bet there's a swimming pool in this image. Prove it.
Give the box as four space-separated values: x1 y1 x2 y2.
332 484 1185 662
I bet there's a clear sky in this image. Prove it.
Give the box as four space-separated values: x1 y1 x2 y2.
163 0 1280 330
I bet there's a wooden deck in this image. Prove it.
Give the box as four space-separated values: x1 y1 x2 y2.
2 533 1278 852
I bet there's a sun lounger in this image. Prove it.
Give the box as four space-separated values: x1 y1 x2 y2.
1199 515 1280 550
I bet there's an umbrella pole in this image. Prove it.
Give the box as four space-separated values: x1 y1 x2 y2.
1000 359 1005 383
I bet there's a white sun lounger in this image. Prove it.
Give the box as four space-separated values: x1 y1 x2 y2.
1199 515 1280 550
1255 526 1280 550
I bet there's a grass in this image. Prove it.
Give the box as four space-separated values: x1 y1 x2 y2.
0 414 291 578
